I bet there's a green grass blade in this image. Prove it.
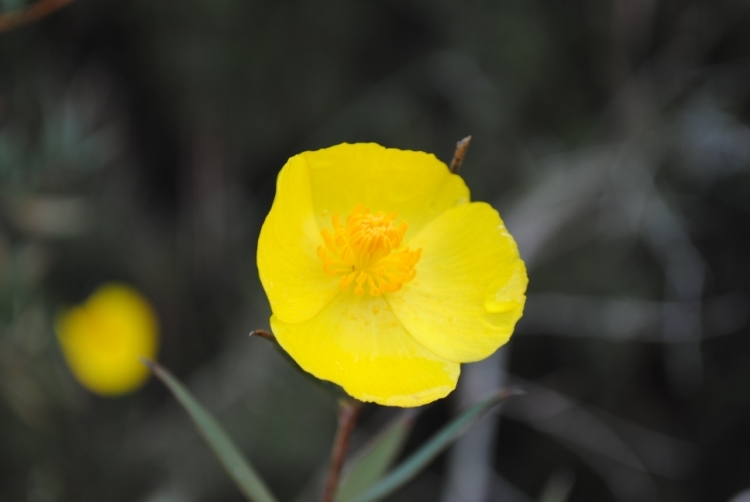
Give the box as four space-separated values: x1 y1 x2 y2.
348 388 523 502
145 359 278 502
337 410 419 502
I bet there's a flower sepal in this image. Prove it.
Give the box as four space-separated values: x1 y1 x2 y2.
249 329 351 401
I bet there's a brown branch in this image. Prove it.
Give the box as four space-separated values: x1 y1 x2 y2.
321 399 362 502
0 0 73 34
449 135 472 174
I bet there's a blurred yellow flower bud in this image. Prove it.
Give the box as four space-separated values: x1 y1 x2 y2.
56 284 159 396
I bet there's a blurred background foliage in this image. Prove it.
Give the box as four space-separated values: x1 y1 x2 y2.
0 0 749 500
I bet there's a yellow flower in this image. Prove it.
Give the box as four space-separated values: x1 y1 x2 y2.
257 143 527 407
56 284 159 396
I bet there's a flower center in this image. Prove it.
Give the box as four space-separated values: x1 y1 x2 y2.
317 204 422 296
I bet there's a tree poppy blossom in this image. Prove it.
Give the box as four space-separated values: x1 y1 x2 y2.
257 143 527 407
56 284 159 396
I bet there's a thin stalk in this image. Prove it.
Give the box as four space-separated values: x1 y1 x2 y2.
321 399 362 502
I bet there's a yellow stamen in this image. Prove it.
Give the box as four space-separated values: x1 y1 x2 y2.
317 204 422 296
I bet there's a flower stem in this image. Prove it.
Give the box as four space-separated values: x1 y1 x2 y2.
321 399 362 502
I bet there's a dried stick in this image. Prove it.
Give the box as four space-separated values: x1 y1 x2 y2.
249 329 276 342
449 136 472 174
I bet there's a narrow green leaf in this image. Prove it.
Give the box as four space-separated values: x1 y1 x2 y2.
348 388 523 502
145 359 278 502
337 410 419 502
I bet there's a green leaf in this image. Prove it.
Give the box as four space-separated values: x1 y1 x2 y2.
145 360 278 502
348 388 523 502
337 410 419 502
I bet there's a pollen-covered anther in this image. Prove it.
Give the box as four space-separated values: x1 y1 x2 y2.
318 204 421 296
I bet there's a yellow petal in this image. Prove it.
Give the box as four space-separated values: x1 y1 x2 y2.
270 294 459 407
302 143 470 240
387 202 527 363
257 155 341 324
56 284 158 396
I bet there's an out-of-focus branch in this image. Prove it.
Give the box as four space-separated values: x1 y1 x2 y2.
504 378 698 501
502 147 614 268
519 292 747 342
0 0 73 34
440 348 508 502
636 186 707 393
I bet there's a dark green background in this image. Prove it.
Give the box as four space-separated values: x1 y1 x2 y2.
1 0 749 500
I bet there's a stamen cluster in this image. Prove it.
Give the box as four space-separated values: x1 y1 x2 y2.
317 204 422 296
